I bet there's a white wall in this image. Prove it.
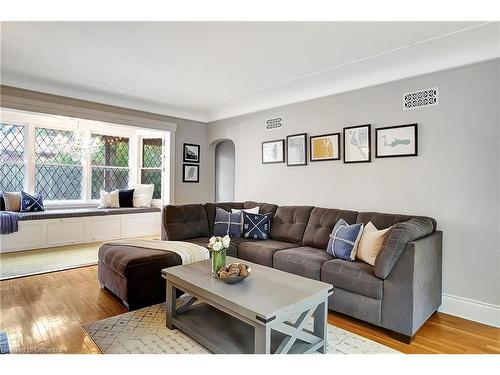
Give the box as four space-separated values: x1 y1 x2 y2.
215 140 235 202
208 60 500 324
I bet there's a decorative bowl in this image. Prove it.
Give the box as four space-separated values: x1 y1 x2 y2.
217 263 251 284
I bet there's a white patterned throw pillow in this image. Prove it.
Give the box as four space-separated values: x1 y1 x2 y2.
130 184 154 207
99 190 120 208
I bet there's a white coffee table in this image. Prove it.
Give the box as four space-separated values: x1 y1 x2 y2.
162 256 333 354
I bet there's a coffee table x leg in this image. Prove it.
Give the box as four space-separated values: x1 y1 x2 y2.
254 299 328 354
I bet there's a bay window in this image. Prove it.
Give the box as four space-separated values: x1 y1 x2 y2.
0 109 170 206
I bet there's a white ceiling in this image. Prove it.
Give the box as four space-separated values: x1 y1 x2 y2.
1 22 499 122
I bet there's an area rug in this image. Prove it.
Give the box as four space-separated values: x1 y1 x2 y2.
83 303 400 354
0 235 159 280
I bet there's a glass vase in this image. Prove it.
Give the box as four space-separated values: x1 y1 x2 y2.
211 248 227 277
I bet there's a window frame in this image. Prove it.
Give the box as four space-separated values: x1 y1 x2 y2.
139 136 164 204
89 132 132 201
33 124 85 202
0 120 28 193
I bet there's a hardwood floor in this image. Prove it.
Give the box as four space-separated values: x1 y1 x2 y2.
0 265 498 354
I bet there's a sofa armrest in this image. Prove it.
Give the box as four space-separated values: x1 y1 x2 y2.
381 230 443 336
161 204 210 241
374 217 435 279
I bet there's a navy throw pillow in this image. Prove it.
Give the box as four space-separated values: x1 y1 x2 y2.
326 219 364 261
0 192 5 211
20 191 45 213
213 207 242 238
242 212 271 240
118 189 135 207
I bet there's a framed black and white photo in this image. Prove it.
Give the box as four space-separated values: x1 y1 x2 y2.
262 139 285 164
376 124 418 158
182 164 199 183
310 133 340 162
286 133 307 166
343 124 371 163
183 143 200 163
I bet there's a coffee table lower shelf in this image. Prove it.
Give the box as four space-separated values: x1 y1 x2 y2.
172 302 318 354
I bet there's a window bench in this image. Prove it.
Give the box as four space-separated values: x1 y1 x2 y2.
0 207 161 253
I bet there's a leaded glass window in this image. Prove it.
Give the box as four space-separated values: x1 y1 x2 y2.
34 128 83 200
0 123 25 192
91 134 130 199
140 138 162 199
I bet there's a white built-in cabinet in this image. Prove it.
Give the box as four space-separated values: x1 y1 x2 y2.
0 212 161 253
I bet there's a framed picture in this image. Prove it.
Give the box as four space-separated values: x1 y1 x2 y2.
183 164 199 183
310 133 340 162
286 133 307 166
376 124 418 158
183 143 200 163
343 124 371 163
262 139 285 164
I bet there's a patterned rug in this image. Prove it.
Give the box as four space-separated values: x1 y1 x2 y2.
83 303 400 354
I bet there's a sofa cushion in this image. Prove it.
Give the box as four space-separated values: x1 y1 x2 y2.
98 243 182 280
243 201 279 219
270 206 314 245
161 204 209 241
204 202 244 235
302 207 358 249
273 246 334 280
374 217 435 279
321 259 383 300
357 211 437 231
237 239 298 267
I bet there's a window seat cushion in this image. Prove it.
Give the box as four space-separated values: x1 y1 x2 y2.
17 207 160 221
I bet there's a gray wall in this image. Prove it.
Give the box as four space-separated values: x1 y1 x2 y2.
215 140 235 202
208 60 500 307
173 118 212 204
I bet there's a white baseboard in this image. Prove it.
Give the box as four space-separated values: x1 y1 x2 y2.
439 293 500 328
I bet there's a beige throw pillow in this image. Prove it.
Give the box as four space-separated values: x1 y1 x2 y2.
3 192 21 212
356 222 391 266
98 190 120 208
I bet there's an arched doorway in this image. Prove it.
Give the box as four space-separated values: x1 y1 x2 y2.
215 140 235 202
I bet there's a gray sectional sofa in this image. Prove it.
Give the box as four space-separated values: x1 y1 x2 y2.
159 201 442 342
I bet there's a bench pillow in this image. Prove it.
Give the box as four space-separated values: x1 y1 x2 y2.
20 191 45 213
3 192 21 212
118 189 135 208
131 184 154 207
99 190 119 208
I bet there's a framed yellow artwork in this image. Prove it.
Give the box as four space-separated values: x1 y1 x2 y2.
310 133 340 162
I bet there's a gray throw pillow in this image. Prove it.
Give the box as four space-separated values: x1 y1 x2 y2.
374 217 435 279
3 192 22 212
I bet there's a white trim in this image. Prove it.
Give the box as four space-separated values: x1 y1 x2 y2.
439 293 500 328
